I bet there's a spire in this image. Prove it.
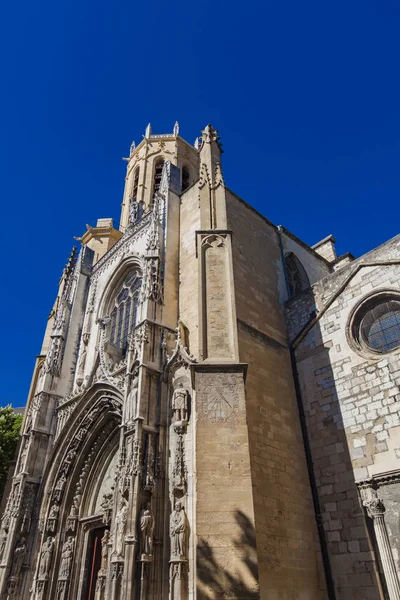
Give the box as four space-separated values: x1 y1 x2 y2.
145 123 152 138
173 121 179 137
194 137 199 150
130 140 136 156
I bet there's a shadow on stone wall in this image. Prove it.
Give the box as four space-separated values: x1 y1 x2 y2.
196 510 259 599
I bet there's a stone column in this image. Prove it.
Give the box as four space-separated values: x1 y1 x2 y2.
364 498 400 600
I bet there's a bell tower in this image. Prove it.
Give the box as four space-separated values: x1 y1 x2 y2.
119 122 199 232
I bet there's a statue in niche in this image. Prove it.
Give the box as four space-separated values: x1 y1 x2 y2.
61 449 76 475
115 498 128 556
49 505 59 519
140 504 154 557
69 496 80 518
125 375 138 425
100 530 110 572
10 537 26 578
170 502 187 559
172 383 188 423
60 537 74 578
38 537 55 579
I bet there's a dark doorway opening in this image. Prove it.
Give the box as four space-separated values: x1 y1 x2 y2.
82 526 106 600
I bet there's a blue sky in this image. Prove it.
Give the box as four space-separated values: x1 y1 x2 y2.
1 0 400 406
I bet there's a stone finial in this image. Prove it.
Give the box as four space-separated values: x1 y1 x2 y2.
194 137 199 150
173 121 179 137
200 124 223 151
129 141 136 156
145 123 152 138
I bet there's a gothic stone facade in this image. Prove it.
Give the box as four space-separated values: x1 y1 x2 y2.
1 122 400 600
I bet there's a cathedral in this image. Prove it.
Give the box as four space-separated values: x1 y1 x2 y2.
2 122 400 600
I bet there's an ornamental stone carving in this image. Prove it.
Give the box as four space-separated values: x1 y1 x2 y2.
99 529 110 574
100 492 113 525
125 376 138 425
59 536 75 578
53 473 67 502
139 505 154 559
115 498 128 557
172 435 187 496
9 537 26 578
38 537 55 579
170 503 187 559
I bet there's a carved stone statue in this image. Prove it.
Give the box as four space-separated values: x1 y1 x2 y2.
10 537 26 578
129 199 139 226
100 492 113 524
125 377 138 424
69 496 80 517
62 449 77 474
140 504 155 557
170 502 187 558
100 530 110 572
49 504 59 519
115 498 128 556
54 473 67 501
38 536 55 579
59 536 74 578
172 383 188 423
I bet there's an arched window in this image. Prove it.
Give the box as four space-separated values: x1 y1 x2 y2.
132 168 140 200
182 166 190 192
285 253 310 298
109 270 142 355
153 160 164 195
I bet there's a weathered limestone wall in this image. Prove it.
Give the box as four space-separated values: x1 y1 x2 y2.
226 191 326 600
194 367 259 599
286 235 400 599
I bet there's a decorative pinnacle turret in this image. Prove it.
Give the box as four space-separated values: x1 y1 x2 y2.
173 121 180 137
59 246 78 285
130 140 136 156
145 123 152 138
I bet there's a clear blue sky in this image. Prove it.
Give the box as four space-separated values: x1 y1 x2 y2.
1 0 399 406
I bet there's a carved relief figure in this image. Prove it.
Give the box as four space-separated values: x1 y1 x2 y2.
125 376 138 424
49 504 59 519
172 383 188 423
100 492 113 525
170 502 187 558
0 529 7 558
38 537 55 579
60 537 75 578
115 498 128 556
100 529 110 572
140 504 154 557
10 537 26 578
62 449 77 474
